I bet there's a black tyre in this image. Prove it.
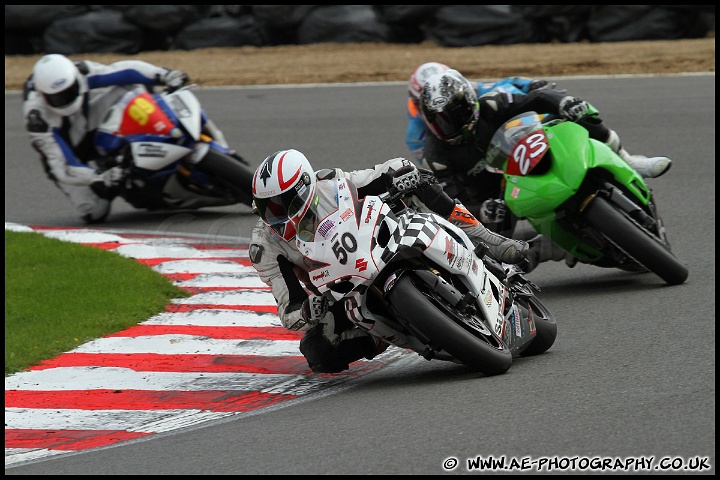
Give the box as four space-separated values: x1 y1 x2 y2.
386 274 512 376
518 296 557 357
582 196 688 285
196 149 255 207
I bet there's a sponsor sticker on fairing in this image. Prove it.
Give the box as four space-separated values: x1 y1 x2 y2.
340 208 354 222
318 219 336 239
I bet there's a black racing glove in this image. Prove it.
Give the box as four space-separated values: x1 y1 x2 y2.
301 295 329 327
390 159 421 193
479 198 507 224
558 96 590 121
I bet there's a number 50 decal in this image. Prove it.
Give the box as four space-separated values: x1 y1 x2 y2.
507 132 548 176
332 232 357 265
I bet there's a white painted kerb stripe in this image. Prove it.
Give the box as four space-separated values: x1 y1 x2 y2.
5 367 301 392
69 336 300 356
5 407 238 432
143 310 282 327
170 290 277 305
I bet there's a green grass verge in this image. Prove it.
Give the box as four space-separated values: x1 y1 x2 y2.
4 230 191 376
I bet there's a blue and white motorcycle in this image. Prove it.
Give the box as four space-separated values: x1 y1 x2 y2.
93 84 255 213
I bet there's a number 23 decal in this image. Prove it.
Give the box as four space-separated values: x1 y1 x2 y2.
509 132 548 176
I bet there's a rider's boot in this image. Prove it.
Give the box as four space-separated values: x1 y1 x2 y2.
82 184 114 224
605 130 672 179
448 203 528 265
300 324 388 374
340 334 389 362
525 235 576 273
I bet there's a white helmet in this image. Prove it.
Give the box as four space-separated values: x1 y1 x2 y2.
32 54 87 116
252 149 316 241
408 62 450 105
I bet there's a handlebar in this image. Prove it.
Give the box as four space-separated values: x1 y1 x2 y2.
378 186 406 204
163 83 197 95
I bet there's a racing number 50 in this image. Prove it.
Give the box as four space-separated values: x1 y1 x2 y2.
332 232 357 265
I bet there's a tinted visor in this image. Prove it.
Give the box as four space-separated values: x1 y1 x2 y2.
425 99 476 143
254 190 295 227
296 198 319 242
42 78 80 109
254 175 312 227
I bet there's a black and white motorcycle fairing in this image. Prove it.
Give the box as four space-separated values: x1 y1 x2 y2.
296 178 557 376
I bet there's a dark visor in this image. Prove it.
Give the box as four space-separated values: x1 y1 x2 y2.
426 100 475 141
42 79 80 109
254 190 295 226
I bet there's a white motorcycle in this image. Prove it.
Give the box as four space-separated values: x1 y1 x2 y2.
296 178 557 376
92 84 255 214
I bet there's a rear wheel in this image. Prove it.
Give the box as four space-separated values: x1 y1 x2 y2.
386 274 512 376
582 196 688 285
195 149 255 207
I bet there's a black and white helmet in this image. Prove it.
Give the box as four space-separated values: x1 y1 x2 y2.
419 69 479 145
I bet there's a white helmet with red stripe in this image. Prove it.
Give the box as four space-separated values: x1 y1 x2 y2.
252 149 315 241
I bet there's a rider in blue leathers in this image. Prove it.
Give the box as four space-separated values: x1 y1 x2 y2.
405 62 552 166
418 69 673 272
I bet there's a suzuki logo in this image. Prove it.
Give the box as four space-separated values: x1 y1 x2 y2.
355 258 368 272
445 236 454 260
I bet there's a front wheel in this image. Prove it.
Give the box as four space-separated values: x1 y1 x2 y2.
386 274 512 376
582 196 688 285
518 296 557 357
194 149 255 207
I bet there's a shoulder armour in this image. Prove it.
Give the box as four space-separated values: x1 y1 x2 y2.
316 168 336 180
22 75 35 101
478 91 511 112
74 60 90 75
26 109 49 133
248 243 264 264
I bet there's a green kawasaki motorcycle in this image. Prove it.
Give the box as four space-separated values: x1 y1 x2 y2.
485 111 688 285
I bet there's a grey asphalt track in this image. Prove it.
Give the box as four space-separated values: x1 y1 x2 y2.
4 74 715 475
